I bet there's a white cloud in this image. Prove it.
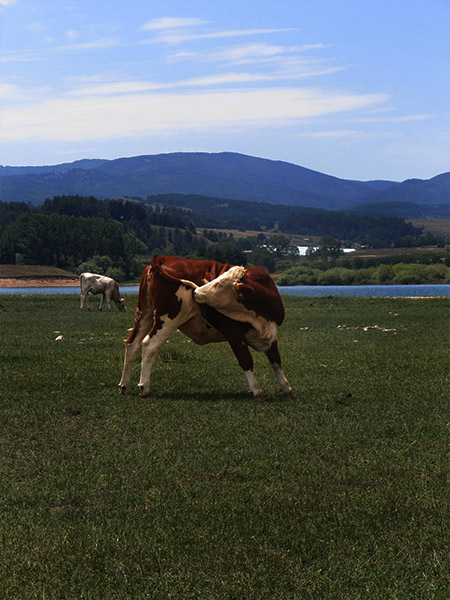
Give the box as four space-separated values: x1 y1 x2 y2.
302 129 398 141
1 86 388 142
0 50 43 63
0 37 120 63
66 30 79 41
165 42 342 81
204 42 331 63
68 66 345 97
141 17 207 31
27 21 47 32
350 114 432 123
68 81 164 96
0 0 15 8
0 82 19 99
148 27 297 46
53 37 120 51
303 130 375 139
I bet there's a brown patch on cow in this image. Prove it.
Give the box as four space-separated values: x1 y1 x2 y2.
236 267 285 326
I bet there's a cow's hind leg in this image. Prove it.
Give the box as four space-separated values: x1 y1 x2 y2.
138 319 179 397
266 341 292 394
119 313 153 394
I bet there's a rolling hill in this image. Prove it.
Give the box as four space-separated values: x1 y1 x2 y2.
0 152 448 215
0 152 394 210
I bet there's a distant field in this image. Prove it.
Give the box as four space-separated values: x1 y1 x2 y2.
349 245 446 258
0 294 448 599
408 218 450 237
0 264 77 279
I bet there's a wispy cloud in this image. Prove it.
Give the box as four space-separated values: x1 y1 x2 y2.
1 86 388 142
164 41 343 82
201 43 331 63
141 17 207 31
302 129 392 140
0 36 120 63
0 0 15 8
350 114 432 123
67 66 345 96
145 27 297 46
52 37 120 51
0 82 19 99
167 42 332 66
0 50 44 63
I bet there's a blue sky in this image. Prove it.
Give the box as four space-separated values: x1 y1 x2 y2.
1 0 449 181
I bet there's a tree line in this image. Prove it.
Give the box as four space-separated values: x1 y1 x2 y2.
1 194 447 281
146 193 433 248
0 197 252 278
277 262 450 286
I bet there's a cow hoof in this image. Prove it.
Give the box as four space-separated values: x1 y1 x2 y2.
138 384 150 398
118 384 129 394
282 386 293 395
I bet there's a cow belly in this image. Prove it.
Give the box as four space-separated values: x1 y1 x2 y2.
178 315 225 345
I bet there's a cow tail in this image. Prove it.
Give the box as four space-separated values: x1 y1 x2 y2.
126 265 154 344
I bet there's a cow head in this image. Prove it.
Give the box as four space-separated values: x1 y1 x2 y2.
117 298 126 312
193 266 246 309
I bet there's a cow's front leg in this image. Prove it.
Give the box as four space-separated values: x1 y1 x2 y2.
99 293 104 311
205 309 264 397
105 292 112 311
266 341 292 394
225 329 263 397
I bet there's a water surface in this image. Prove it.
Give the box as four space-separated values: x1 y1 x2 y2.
1 284 449 297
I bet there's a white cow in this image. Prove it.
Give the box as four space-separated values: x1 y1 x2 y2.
79 272 126 312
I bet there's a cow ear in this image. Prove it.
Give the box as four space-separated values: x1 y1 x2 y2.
235 282 245 300
235 282 252 300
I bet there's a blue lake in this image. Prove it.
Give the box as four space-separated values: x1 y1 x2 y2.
1 284 449 297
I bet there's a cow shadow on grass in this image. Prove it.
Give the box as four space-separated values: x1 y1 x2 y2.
143 390 290 403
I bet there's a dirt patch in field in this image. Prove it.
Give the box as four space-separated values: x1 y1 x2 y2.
0 278 80 288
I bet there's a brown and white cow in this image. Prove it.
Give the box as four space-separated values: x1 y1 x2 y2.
118 255 291 398
80 272 126 312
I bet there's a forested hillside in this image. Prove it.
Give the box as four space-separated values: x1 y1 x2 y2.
2 153 448 218
0 194 445 280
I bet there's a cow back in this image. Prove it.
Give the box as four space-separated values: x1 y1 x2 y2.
151 255 231 286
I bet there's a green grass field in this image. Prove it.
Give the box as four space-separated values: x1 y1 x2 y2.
0 294 448 599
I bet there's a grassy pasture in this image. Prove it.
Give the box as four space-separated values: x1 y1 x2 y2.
0 293 449 599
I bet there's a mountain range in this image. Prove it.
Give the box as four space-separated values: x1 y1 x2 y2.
1 152 448 217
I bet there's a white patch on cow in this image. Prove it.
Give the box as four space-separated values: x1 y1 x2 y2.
245 321 279 352
245 370 263 397
194 266 245 304
271 363 292 394
174 285 225 344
